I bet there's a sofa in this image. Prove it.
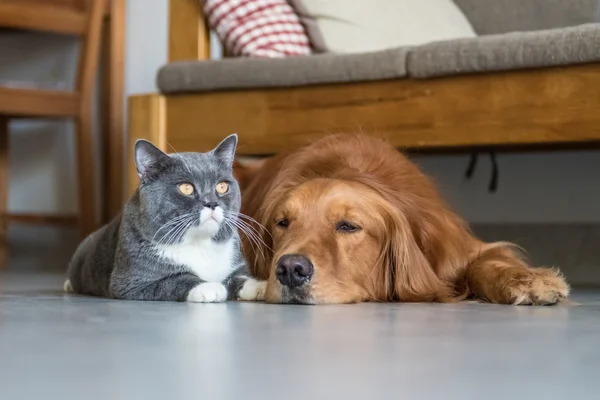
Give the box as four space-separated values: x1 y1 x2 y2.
128 0 600 194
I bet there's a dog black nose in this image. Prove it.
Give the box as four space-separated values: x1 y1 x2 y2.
203 201 218 210
276 254 314 288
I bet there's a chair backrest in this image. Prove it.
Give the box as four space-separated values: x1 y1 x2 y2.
75 0 105 110
454 0 600 35
0 0 105 102
0 0 90 36
14 0 85 8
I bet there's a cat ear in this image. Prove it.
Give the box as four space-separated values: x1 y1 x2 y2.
212 133 238 168
134 140 169 180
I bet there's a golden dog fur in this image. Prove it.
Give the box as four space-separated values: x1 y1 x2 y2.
236 134 569 305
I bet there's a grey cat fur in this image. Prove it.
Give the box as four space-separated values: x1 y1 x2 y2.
66 134 257 301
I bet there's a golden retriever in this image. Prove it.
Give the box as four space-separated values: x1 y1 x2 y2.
236 134 569 305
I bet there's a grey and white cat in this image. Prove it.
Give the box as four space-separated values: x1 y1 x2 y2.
65 134 266 303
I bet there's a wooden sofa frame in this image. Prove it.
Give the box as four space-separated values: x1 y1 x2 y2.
127 0 600 195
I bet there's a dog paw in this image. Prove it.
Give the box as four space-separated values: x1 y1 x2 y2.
187 283 228 303
238 279 267 301
509 269 570 306
63 279 73 293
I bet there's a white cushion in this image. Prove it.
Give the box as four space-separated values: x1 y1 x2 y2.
290 0 477 53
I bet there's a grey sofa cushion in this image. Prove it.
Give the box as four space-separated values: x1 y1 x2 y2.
157 48 408 94
454 0 600 35
407 24 600 78
158 24 600 94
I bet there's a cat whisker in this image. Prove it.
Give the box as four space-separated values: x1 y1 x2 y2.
224 218 260 248
156 215 197 245
223 216 270 250
156 222 183 246
153 212 195 232
166 141 193 176
223 218 261 251
168 217 194 245
152 213 197 242
228 225 269 267
228 215 274 265
224 215 266 241
172 217 197 245
227 212 273 240
223 217 271 265
223 219 257 251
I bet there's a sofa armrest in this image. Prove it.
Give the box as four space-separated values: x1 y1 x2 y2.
169 0 210 61
454 0 600 35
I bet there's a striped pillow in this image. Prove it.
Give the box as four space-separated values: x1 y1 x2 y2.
203 0 312 57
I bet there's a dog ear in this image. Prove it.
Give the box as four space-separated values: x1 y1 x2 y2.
237 193 277 281
233 157 274 280
385 209 452 302
249 200 278 280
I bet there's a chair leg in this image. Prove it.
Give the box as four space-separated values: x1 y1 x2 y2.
101 0 126 223
75 112 97 238
0 116 8 269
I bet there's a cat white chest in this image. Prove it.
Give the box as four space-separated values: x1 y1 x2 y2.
157 238 235 283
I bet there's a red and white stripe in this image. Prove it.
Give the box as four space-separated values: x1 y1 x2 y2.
202 0 312 57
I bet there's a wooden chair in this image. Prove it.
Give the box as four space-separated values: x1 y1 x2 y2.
0 0 106 268
127 0 600 196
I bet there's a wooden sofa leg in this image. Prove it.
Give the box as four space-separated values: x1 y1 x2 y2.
0 116 8 269
127 94 166 197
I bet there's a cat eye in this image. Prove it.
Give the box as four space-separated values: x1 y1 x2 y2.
276 218 290 228
216 181 229 194
178 183 195 196
336 221 361 233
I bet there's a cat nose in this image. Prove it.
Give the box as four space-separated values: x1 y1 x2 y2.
203 201 218 210
276 254 314 288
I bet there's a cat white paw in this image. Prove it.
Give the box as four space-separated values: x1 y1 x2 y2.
187 282 228 303
63 279 73 293
238 279 267 301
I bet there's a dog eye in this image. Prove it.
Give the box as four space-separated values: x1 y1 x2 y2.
276 218 290 228
336 221 361 233
178 183 195 196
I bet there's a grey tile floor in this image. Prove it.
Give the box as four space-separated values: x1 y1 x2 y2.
1 272 600 400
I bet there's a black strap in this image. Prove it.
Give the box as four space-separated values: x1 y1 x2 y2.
488 152 498 193
464 152 499 193
465 153 478 179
